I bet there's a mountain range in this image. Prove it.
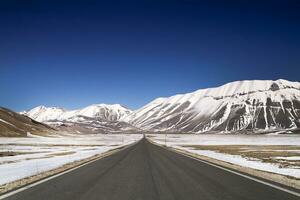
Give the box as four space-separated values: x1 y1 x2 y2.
20 104 136 134
124 79 300 133
1 79 300 136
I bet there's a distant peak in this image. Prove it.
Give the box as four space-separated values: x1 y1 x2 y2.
87 103 131 110
32 105 65 111
35 105 46 109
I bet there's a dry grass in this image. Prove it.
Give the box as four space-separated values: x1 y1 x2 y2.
148 139 300 190
0 143 103 147
0 151 47 157
48 151 76 156
183 145 300 168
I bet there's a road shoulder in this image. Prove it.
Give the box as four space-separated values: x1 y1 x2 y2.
0 141 138 197
147 138 300 192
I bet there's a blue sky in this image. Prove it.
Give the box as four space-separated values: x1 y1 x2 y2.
0 0 299 111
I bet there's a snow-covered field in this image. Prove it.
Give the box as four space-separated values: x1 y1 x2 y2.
0 134 143 185
148 134 300 178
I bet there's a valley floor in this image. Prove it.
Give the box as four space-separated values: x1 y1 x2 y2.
148 134 300 179
0 134 143 186
2 138 299 200
1 133 299 194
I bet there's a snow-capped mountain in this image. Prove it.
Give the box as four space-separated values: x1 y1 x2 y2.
23 104 132 123
124 79 300 133
20 79 300 134
21 106 66 122
22 104 135 134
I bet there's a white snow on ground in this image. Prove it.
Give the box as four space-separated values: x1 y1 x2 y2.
148 134 300 178
148 134 300 146
0 134 143 185
176 148 300 178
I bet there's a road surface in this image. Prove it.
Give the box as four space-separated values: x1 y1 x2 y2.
2 138 299 200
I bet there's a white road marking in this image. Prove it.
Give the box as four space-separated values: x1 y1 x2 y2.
0 141 138 200
158 143 300 197
3 138 299 199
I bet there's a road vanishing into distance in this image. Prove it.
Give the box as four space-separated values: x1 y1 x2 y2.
2 138 299 200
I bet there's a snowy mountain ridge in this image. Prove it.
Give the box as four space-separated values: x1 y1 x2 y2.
123 79 300 133
148 79 300 103
21 79 300 134
23 104 132 123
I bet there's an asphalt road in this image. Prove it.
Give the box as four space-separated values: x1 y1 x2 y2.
3 138 299 200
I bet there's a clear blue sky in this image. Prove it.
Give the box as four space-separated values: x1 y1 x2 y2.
0 0 299 111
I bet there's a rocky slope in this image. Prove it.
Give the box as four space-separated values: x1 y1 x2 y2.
0 107 54 137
